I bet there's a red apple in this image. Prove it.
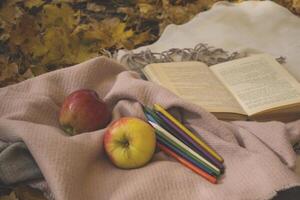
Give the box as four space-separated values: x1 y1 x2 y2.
59 89 111 135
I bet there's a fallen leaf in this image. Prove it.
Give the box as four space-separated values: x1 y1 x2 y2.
41 26 71 67
293 0 300 13
9 14 39 46
138 3 155 15
14 186 46 200
131 31 155 47
24 0 45 9
86 3 106 12
40 3 79 30
77 17 134 49
0 0 23 24
0 191 19 200
0 56 19 81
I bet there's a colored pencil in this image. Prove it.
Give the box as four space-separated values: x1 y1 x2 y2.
145 106 224 172
153 104 224 163
144 109 221 174
157 142 217 184
156 131 218 177
143 106 175 134
144 112 220 176
155 110 224 171
149 121 221 175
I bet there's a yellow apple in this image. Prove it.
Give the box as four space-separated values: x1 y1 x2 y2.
103 117 156 169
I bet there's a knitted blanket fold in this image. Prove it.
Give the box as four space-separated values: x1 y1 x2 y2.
0 141 42 186
0 57 300 200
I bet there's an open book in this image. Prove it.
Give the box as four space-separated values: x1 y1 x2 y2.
142 54 300 121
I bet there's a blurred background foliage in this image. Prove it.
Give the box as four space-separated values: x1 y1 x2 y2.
0 0 299 87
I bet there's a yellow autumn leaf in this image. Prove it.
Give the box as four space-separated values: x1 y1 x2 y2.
0 190 18 200
41 27 71 66
99 18 134 48
52 0 87 2
24 0 44 9
75 18 134 49
28 37 48 60
293 0 300 13
40 3 79 30
0 0 23 24
63 31 96 64
9 14 38 45
78 23 104 41
63 43 98 64
40 26 97 66
8 14 48 60
30 65 49 76
112 22 134 45
86 2 105 12
76 20 112 48
0 56 19 81
138 3 157 19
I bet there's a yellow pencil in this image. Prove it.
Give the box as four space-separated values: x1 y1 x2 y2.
150 121 221 175
153 104 224 163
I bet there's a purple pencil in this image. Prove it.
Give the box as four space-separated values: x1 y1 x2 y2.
156 111 224 171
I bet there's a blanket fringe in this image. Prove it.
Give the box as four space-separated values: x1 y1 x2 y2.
119 43 286 74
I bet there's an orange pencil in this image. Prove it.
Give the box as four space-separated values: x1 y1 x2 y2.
158 142 217 184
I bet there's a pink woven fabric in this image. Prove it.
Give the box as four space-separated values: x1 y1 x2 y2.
0 57 299 200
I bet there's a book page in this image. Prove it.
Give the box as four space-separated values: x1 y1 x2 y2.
143 62 246 114
211 54 300 115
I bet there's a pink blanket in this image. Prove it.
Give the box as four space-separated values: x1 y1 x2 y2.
0 57 299 200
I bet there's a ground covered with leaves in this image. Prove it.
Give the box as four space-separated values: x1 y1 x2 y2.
0 0 299 88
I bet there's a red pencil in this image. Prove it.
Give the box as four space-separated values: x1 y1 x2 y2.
158 142 217 184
